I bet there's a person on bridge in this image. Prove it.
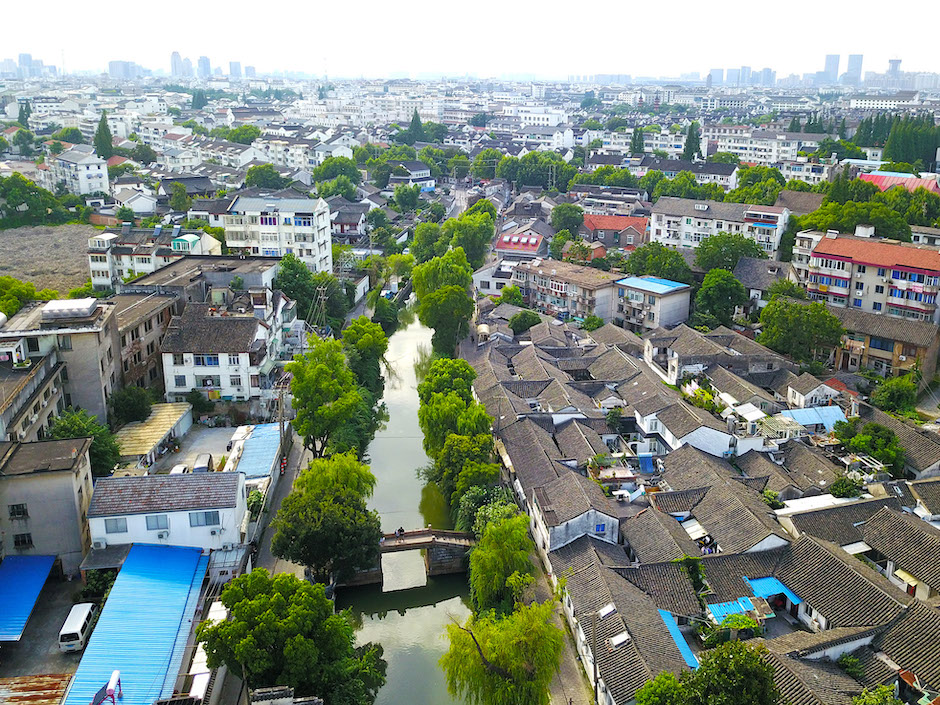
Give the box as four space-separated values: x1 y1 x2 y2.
397 527 405 542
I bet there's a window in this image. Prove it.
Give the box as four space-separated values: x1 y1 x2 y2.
58 334 72 350
13 533 32 549
856 265 866 274
8 503 28 519
189 511 220 527
855 281 864 291
146 342 155 356
594 523 606 534
173 353 184 365
873 302 882 311
228 354 240 366
174 375 187 388
869 336 894 352
647 312 655 322
146 514 168 530
875 285 884 294
648 295 656 305
853 298 862 308
260 215 277 226
194 354 220 366
230 375 242 387
877 268 886 277
105 517 128 534
144 319 153 333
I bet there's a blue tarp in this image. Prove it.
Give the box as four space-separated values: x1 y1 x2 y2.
63 545 208 705
780 406 846 432
0 554 55 640
658 610 699 668
237 423 281 478
744 576 802 605
707 597 756 623
638 454 656 474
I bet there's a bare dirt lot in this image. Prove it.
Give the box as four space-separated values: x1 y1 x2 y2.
0 224 100 293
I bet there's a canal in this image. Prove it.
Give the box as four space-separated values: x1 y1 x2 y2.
335 317 471 705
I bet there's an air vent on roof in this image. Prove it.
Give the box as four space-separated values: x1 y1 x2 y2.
609 631 631 649
42 298 97 320
599 602 617 618
694 203 708 211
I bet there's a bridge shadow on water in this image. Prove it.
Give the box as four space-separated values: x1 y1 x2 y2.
337 573 471 627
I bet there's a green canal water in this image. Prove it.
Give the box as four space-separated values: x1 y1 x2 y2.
335 318 471 705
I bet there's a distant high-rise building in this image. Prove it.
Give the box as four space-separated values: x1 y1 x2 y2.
760 68 776 86
109 60 140 80
740 66 752 86
887 59 902 77
182 57 193 78
170 51 183 78
18 53 32 69
726 68 740 86
197 56 211 79
708 68 723 86
229 61 242 79
824 54 840 83
245 65 256 78
844 54 863 85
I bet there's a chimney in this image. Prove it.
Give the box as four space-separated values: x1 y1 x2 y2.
121 221 132 235
855 224 875 238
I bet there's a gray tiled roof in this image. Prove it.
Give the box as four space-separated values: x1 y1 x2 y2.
613 562 700 615
910 476 940 514
534 470 613 526
761 649 860 705
789 497 902 547
651 196 750 222
775 441 840 493
732 256 789 292
88 472 241 517
620 507 700 563
773 189 825 216
856 403 940 474
859 507 940 591
873 600 940 690
701 549 788 604
824 304 938 349
160 304 262 354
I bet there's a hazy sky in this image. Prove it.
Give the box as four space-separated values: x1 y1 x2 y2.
6 0 937 80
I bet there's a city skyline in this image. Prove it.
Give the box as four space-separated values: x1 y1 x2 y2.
3 0 936 81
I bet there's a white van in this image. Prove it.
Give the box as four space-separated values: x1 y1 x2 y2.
59 603 98 652
170 464 189 474
192 454 214 473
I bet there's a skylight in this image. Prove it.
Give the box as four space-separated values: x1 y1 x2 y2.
609 631 631 648
599 602 616 618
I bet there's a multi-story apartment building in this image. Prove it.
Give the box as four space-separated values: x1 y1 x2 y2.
650 197 790 257
112 294 178 393
627 156 738 190
0 437 94 575
88 224 222 291
511 259 621 322
805 229 940 323
702 126 834 166
0 298 122 423
776 159 834 186
224 196 332 273
0 342 65 443
161 288 296 403
791 229 826 284
43 146 108 195
614 276 691 332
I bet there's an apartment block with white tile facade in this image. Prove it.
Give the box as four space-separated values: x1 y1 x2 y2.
511 259 621 322
43 146 108 195
650 197 789 257
224 196 332 273
702 125 834 166
805 229 940 323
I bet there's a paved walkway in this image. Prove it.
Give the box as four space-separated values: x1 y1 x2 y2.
531 553 594 705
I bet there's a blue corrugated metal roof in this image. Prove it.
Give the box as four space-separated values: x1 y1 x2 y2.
707 597 755 623
616 276 688 294
63 545 207 705
780 406 846 432
638 454 655 474
658 610 699 669
744 576 802 605
236 423 281 478
0 555 55 641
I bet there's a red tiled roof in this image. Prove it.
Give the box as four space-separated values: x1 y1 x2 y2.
44 140 75 149
860 173 940 194
107 156 129 167
582 214 648 233
812 235 940 272
496 232 544 252
2 126 20 136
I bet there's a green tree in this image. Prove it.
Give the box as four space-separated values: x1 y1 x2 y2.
12 128 35 156
287 337 362 457
496 285 524 307
766 279 806 300
680 641 780 705
800 201 911 242
696 269 747 326
413 247 473 297
446 211 495 269
114 205 136 222
0 136 8 153
625 242 693 284
440 600 562 705
372 296 399 335
418 357 477 406
227 124 261 144
508 310 541 335
48 409 120 477
245 163 291 189
168 182 192 212
708 152 740 165
342 316 389 397
412 222 447 264
394 184 421 212
582 314 604 331
432 432 496 506
472 148 504 180
469 113 491 127
0 174 69 228
449 154 471 179
853 686 904 705
468 514 534 613
93 111 113 159
420 285 474 357
681 121 701 160
630 128 645 155
110 386 152 425
17 101 31 129
549 229 574 260
196 570 387 702
695 231 767 272
830 475 864 498
312 156 361 184
635 672 684 705
51 127 84 144
366 208 390 231
550 203 584 234
871 376 918 414
318 175 357 201
834 419 906 477
758 298 844 361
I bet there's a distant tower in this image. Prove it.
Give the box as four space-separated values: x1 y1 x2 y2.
887 59 901 77
740 66 752 86
708 68 723 86
197 56 211 79
824 55 840 83
182 57 193 78
245 65 256 79
845 54 863 85
170 51 183 78
229 61 242 79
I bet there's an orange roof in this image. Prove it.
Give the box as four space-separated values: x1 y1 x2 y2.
812 235 940 272
107 156 129 167
582 214 648 233
860 173 940 194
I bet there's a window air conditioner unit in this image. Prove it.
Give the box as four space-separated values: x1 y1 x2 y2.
210 529 218 536
898 355 907 362
93 540 106 550
157 531 168 539
221 543 234 551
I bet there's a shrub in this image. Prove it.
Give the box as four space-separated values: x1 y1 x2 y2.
831 475 864 498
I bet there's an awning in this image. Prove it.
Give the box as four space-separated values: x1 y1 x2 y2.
0 555 55 641
744 576 802 605
893 568 924 587
681 517 709 540
658 610 698 668
259 357 277 376
841 541 873 555
708 597 755 623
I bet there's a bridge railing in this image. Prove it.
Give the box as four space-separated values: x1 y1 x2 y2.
380 528 474 541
